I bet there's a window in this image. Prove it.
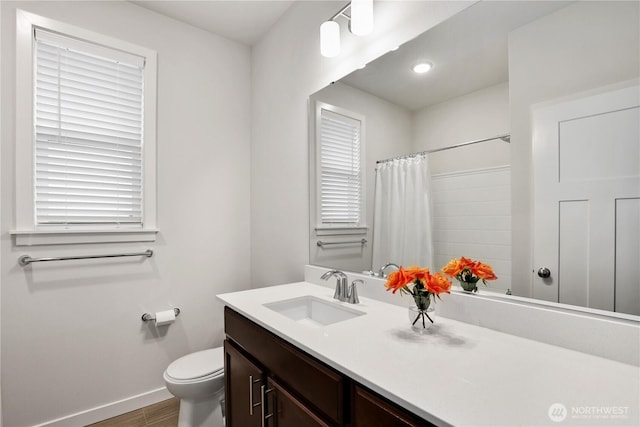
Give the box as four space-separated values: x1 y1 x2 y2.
13 11 157 245
315 102 365 230
34 29 144 228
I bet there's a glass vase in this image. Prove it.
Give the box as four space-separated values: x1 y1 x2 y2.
459 281 478 293
408 305 435 331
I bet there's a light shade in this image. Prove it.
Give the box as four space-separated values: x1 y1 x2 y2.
350 0 373 36
320 20 340 57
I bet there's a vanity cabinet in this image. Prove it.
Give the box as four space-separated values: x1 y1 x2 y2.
224 306 434 427
224 340 264 427
224 340 331 427
352 384 431 427
224 307 344 426
266 377 332 427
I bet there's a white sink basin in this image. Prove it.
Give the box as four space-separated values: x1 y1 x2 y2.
264 295 365 326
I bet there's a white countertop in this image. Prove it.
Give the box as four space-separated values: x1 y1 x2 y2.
217 282 639 426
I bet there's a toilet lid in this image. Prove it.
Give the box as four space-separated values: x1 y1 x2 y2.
166 347 224 381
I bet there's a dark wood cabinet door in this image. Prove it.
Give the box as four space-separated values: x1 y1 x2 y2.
224 340 265 427
266 377 331 427
225 308 434 427
352 384 435 427
225 307 344 424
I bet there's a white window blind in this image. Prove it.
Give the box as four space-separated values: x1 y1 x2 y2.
34 28 145 228
319 108 362 225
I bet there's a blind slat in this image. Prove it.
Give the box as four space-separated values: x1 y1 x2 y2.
34 30 145 227
319 108 362 225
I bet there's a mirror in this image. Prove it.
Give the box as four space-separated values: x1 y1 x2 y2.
309 1 640 315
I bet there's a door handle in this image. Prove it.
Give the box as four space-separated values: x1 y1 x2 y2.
537 267 551 278
249 375 261 415
260 385 274 427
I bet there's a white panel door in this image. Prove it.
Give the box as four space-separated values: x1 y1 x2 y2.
533 84 640 314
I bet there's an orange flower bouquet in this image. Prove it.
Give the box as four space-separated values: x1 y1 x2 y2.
442 256 497 293
384 266 451 328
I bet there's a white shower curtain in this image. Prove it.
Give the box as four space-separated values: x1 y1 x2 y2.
372 155 434 271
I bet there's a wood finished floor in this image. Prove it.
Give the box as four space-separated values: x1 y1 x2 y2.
87 398 179 427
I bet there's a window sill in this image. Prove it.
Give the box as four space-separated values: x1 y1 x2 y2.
315 226 368 236
11 229 159 246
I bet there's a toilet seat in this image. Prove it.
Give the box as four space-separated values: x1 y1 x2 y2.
165 347 224 382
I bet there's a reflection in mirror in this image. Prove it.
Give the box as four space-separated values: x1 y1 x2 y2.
309 1 640 316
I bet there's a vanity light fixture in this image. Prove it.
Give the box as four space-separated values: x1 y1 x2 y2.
320 0 374 58
320 21 341 57
412 62 432 74
350 0 374 36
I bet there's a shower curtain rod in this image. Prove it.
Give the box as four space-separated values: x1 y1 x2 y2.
376 133 511 164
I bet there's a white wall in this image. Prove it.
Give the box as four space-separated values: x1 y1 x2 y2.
412 82 510 175
309 82 412 273
309 78 509 275
309 81 511 275
250 0 475 288
0 1 251 426
0 2 3 425
409 82 511 291
508 1 640 297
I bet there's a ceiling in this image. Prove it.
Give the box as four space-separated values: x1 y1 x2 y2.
340 1 570 111
131 1 571 109
130 0 296 46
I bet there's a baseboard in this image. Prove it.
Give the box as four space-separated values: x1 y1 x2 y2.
32 387 173 427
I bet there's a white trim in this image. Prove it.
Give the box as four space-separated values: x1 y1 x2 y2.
431 164 511 180
11 229 158 246
15 10 158 242
315 226 368 236
314 101 366 228
34 28 145 67
15 9 35 231
0 2 4 424
31 387 172 427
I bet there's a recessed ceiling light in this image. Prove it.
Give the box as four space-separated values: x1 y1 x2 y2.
412 62 432 74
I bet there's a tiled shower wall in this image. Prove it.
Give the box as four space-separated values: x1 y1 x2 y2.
431 166 511 292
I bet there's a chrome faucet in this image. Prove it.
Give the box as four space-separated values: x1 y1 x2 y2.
320 270 348 302
378 262 400 278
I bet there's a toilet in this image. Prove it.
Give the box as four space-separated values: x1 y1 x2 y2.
163 347 225 427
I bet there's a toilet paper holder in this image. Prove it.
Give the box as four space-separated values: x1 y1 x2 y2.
141 308 181 322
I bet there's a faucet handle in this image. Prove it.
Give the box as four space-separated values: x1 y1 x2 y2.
348 279 364 304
